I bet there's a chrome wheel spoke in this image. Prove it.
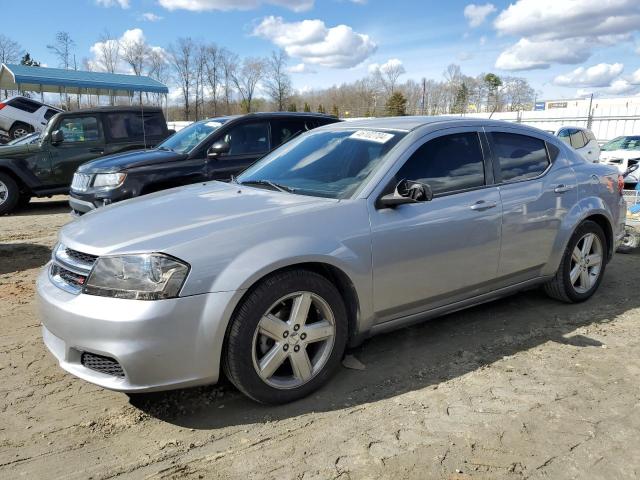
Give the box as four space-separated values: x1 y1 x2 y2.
258 314 289 341
290 348 313 381
580 269 591 290
581 234 594 256
303 320 334 344
571 247 581 263
258 344 288 379
570 265 581 285
289 292 312 326
586 253 602 267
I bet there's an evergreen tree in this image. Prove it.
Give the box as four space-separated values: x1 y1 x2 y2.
330 105 339 117
385 92 407 116
317 104 325 114
287 103 297 112
303 102 311 112
452 83 469 114
20 53 40 67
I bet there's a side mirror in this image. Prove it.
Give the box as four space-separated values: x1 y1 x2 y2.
207 141 230 159
376 179 433 209
50 129 64 145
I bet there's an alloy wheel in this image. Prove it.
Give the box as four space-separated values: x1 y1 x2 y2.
251 291 336 389
570 232 603 294
0 181 7 206
13 127 29 139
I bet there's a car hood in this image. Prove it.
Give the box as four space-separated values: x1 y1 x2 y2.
0 143 38 158
60 181 338 256
600 149 640 160
77 148 186 173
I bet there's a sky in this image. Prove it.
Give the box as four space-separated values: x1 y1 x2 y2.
2 0 640 101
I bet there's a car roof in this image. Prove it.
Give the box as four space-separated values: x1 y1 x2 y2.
315 116 549 134
59 105 163 115
5 95 62 112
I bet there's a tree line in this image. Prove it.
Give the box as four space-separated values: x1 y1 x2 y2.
0 33 537 120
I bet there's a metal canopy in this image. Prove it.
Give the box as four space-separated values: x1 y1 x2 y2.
0 63 169 96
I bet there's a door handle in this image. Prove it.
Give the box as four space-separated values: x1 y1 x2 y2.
554 184 573 193
469 200 497 211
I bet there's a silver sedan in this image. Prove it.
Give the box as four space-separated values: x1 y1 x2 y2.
37 117 626 404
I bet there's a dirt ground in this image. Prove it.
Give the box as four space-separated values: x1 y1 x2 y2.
1 196 640 480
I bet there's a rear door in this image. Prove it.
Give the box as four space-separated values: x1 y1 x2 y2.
207 120 270 180
485 128 577 281
49 114 106 187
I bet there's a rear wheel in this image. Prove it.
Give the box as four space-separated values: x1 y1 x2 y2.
9 122 33 140
0 172 20 215
224 270 348 404
544 220 607 303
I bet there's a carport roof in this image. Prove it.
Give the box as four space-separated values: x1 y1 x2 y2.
0 63 169 96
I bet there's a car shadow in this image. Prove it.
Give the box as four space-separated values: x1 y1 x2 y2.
13 198 69 216
129 251 640 429
0 243 52 274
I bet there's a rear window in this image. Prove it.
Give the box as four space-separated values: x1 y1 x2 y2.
44 109 59 121
105 111 165 141
8 97 42 113
490 132 550 182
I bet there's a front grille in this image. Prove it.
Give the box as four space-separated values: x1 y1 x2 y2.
65 248 98 266
81 352 125 378
71 173 92 192
51 263 88 289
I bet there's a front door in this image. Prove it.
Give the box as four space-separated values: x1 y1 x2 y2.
369 129 502 324
207 121 271 180
49 115 105 188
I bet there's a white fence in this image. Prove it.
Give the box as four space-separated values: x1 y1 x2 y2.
459 105 640 142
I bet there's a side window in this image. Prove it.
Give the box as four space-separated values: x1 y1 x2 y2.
395 132 486 195
569 129 586 149
490 132 549 182
271 120 307 147
8 98 41 113
585 130 596 142
223 122 270 156
44 109 59 121
557 129 571 145
143 112 166 137
106 112 166 140
58 116 102 143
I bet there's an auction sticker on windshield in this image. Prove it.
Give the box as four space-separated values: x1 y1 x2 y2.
206 121 223 128
350 130 395 143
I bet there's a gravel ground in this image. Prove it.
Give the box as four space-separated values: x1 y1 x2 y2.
1 196 640 479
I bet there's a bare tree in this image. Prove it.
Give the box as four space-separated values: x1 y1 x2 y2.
47 32 75 70
147 48 169 105
204 44 223 116
0 35 23 98
232 57 264 113
169 38 195 120
221 49 238 115
374 60 406 95
121 36 149 76
193 43 207 120
95 31 121 74
263 50 292 111
501 76 535 112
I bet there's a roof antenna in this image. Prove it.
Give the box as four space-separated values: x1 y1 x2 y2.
140 90 147 150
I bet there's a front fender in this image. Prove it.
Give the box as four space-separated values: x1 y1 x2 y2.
0 158 41 189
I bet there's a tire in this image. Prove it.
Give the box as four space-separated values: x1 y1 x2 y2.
9 122 33 140
0 172 20 215
544 220 607 303
224 269 348 404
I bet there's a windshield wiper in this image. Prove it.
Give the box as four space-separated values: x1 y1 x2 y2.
157 145 174 152
238 179 295 193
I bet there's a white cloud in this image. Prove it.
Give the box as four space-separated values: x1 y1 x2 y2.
287 63 316 74
464 3 496 28
158 0 313 12
141 12 163 22
368 58 404 74
95 0 130 8
631 68 640 85
253 16 377 68
88 29 166 74
493 0 640 70
479 35 487 46
457 52 473 61
495 38 591 70
553 63 624 88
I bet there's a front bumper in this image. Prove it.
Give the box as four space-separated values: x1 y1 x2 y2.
37 265 238 392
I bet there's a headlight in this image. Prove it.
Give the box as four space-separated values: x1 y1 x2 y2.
92 172 126 189
83 253 189 300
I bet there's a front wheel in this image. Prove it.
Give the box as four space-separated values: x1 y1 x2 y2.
224 270 348 404
0 172 20 215
9 122 32 140
544 220 607 303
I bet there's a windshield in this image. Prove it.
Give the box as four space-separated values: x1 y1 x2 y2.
6 132 40 146
601 136 640 151
158 119 226 154
237 128 406 199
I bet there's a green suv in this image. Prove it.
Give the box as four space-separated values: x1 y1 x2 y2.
0 106 169 214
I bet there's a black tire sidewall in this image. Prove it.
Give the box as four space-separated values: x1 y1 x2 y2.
0 172 20 215
225 270 348 404
560 221 607 302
